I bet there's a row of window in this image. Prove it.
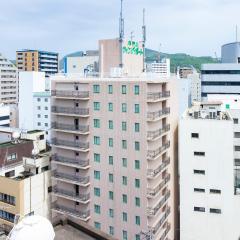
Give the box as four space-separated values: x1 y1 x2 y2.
94 154 140 168
93 84 140 95
194 207 221 214
93 137 140 150
94 119 140 132
194 188 221 194
37 114 48 118
0 210 15 223
37 122 49 127
94 102 140 113
93 171 140 187
37 98 49 102
37 106 49 110
0 193 16 205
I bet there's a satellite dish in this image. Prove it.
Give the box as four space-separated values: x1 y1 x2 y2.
12 132 21 140
8 215 55 240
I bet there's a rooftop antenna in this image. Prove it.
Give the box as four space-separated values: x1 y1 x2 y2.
158 43 162 63
130 31 135 42
142 8 146 72
119 0 124 68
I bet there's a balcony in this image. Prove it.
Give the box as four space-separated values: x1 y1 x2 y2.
51 122 89 134
52 202 90 221
52 187 90 204
147 91 170 102
52 171 90 186
51 154 90 169
147 124 170 141
159 223 171 240
51 90 89 100
147 157 170 178
147 174 170 198
147 141 170 160
51 106 89 117
51 138 89 152
147 191 170 216
147 108 170 121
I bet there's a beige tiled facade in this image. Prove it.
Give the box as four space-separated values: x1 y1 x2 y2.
51 75 177 240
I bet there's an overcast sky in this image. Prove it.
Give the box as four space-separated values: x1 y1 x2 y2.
1 0 240 59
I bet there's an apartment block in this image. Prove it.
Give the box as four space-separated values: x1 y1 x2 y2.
50 74 177 240
0 53 18 104
179 102 240 240
16 50 58 76
146 59 171 78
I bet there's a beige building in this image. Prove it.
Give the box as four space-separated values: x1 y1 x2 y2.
50 74 178 240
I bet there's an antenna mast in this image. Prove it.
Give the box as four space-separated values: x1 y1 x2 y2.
142 8 146 72
119 0 124 68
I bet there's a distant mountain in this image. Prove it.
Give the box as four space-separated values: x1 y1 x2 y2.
60 48 219 72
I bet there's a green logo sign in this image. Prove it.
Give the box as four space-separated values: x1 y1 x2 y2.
122 41 143 56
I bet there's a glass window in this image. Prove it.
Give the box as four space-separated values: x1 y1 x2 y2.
122 140 127 149
122 194 127 203
94 187 100 197
135 179 140 188
94 171 100 180
135 216 140 225
134 85 139 95
135 234 140 240
134 104 140 113
94 204 101 214
123 231 128 240
122 121 127 131
37 98 41 102
93 84 100 93
122 103 127 112
122 212 127 222
109 120 113 129
109 138 113 147
94 102 100 111
135 160 140 169
109 156 113 165
109 173 114 183
108 85 113 94
94 119 100 128
109 226 114 235
135 141 140 151
109 208 114 218
94 153 100 163
109 191 114 200
122 158 127 167
135 197 140 207
134 123 140 132
122 85 127 94
94 136 100 145
122 176 127 185
94 222 101 229
108 103 113 111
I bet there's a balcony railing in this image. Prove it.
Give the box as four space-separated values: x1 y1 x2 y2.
147 141 170 160
53 187 90 203
147 108 170 121
147 174 170 197
147 91 170 101
147 124 170 140
147 191 170 216
52 170 90 185
147 157 170 178
52 202 90 221
159 223 171 240
51 154 90 168
51 138 89 150
51 106 89 116
51 90 89 99
51 122 89 133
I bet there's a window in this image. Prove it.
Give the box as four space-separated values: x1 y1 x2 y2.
37 114 41 118
135 179 140 188
37 98 41 102
194 207 205 212
94 136 100 145
109 120 113 129
134 123 140 132
210 208 221 214
122 212 127 222
234 118 238 124
44 98 48 102
122 158 127 167
194 188 205 193
108 103 113 111
234 132 240 138
134 104 140 113
44 115 48 118
122 121 127 131
122 194 127 203
122 85 127 94
94 102 100 111
109 138 113 147
94 171 100 180
94 119 100 128
194 151 205 156
235 158 240 166
109 156 113 165
109 226 114 235
135 234 140 240
122 176 127 185
37 122 41 126
93 84 100 93
108 85 113 94
109 173 114 183
109 209 114 218
135 141 140 151
94 153 100 163
44 123 48 127
94 187 100 197
45 106 48 110
134 85 139 95
94 222 101 229
210 189 221 194
191 133 199 138
94 204 101 214
122 140 127 149
194 170 205 175
135 216 140 225
235 146 240 151
135 160 140 169
37 106 41 110
122 103 127 112
135 197 140 207
7 153 17 162
109 191 114 200
123 231 128 240
0 193 16 206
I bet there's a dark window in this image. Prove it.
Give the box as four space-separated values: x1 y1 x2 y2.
5 170 15 177
235 159 240 166
191 133 199 138
201 70 240 74
210 189 221 194
75 85 79 91
235 146 240 151
48 186 52 193
76 169 79 173
39 134 44 140
194 188 205 193
210 208 221 214
0 115 10 121
194 170 205 175
194 152 205 156
234 132 240 138
41 166 49 172
233 118 238 124
194 207 205 212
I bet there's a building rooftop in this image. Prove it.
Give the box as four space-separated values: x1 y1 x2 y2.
0 140 31 148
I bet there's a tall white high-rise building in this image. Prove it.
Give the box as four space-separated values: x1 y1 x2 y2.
146 59 171 78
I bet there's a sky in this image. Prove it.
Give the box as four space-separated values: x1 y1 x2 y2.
1 0 240 59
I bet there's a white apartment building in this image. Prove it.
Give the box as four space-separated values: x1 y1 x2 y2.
19 72 51 136
0 53 18 104
179 102 240 240
188 73 201 103
50 74 178 240
146 59 171 78
0 104 10 127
